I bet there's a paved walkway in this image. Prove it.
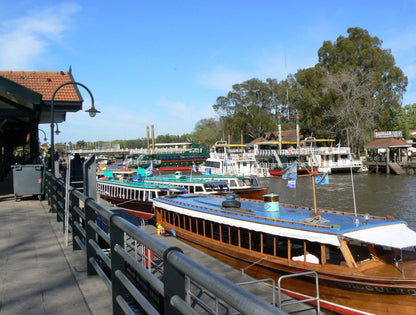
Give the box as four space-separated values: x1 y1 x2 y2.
0 172 111 315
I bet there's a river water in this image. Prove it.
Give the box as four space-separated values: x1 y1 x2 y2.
258 173 416 230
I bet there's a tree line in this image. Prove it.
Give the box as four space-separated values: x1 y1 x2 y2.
56 27 415 154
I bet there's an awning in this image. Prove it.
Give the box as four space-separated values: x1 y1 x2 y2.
342 223 416 249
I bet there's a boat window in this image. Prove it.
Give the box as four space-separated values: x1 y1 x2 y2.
195 185 204 192
180 214 185 229
197 219 204 236
205 221 212 238
263 233 275 255
373 245 395 263
291 239 305 259
221 225 229 243
191 217 197 233
230 226 239 246
348 240 372 264
185 215 190 231
306 241 321 264
212 222 220 241
251 231 261 252
229 180 237 187
240 228 250 249
276 236 289 259
325 245 346 265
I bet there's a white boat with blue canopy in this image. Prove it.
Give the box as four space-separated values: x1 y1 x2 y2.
152 193 416 314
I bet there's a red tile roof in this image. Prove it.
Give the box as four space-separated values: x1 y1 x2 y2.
0 71 81 102
364 137 411 148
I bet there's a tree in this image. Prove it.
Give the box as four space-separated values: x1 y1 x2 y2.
191 118 223 148
322 69 381 153
293 27 408 150
213 78 279 141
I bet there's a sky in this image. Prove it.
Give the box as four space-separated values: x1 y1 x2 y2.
1 1 416 144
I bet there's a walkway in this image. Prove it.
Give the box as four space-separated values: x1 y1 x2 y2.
0 173 111 315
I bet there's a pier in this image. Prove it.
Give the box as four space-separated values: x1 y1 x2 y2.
0 170 325 314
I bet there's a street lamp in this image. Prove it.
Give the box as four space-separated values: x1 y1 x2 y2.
50 81 100 176
55 123 61 135
38 129 47 142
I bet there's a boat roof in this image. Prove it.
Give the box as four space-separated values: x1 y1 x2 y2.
154 194 416 249
97 178 187 192
143 174 229 185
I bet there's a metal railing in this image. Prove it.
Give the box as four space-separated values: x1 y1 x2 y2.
277 271 320 314
44 170 286 315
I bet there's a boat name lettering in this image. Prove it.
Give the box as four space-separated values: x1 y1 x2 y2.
344 283 416 295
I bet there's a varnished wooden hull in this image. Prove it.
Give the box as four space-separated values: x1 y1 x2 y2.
100 195 154 219
163 226 416 315
230 187 268 200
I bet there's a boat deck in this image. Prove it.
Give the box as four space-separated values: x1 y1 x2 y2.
157 194 399 234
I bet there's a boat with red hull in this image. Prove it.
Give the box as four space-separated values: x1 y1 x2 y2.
153 193 416 314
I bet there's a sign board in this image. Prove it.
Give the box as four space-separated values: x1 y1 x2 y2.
375 131 402 138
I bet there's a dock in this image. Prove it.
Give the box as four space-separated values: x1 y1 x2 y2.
0 172 322 315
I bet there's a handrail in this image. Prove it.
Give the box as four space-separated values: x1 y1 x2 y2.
277 270 320 314
44 170 286 315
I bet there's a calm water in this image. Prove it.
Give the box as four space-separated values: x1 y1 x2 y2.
258 173 416 230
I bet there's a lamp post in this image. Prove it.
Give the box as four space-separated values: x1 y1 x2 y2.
50 81 100 176
38 129 47 142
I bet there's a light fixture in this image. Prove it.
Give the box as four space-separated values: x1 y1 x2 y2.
50 81 99 176
55 123 61 135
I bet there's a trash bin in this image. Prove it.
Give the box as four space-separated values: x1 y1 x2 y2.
12 164 44 201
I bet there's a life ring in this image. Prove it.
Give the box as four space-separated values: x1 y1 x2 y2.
263 169 268 177
238 154 243 160
328 147 333 153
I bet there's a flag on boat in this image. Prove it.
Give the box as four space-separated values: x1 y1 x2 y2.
287 179 296 188
282 161 297 189
145 162 153 176
315 173 329 185
282 161 297 180
192 162 197 172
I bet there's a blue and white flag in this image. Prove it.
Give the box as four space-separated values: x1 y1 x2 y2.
145 162 153 176
287 179 296 188
282 161 297 180
315 173 329 185
192 162 197 172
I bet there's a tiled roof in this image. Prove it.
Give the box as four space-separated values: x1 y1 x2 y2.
0 71 80 102
364 137 411 148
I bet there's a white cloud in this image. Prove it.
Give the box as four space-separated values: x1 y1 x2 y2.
0 3 80 69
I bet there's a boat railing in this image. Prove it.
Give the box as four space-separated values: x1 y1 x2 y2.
277 271 320 314
44 170 283 315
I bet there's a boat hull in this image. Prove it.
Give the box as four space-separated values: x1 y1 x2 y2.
100 195 154 219
159 224 416 315
230 187 268 200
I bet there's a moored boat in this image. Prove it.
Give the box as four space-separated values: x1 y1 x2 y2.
143 172 268 200
153 193 416 314
96 177 187 219
199 140 269 177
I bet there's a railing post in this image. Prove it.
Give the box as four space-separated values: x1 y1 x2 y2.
70 189 81 251
163 247 185 315
110 215 127 315
50 176 57 213
85 197 98 275
56 178 64 222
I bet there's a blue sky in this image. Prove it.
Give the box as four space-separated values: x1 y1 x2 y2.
1 1 416 144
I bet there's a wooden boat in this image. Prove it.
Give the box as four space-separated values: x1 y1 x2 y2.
153 193 416 314
96 177 187 219
143 172 268 200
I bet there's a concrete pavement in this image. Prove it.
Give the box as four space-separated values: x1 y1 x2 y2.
0 172 112 315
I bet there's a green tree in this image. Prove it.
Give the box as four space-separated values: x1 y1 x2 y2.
293 27 408 150
213 78 278 141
